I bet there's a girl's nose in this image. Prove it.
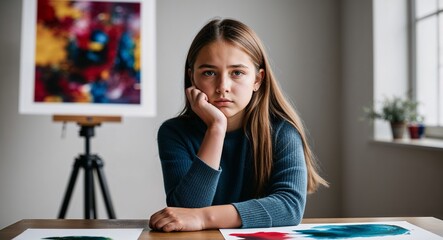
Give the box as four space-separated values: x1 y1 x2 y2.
216 73 231 93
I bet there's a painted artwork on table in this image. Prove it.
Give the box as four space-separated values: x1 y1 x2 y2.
12 228 143 240
220 221 443 240
19 0 156 117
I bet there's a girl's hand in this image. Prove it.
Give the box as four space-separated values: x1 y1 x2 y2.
186 86 227 131
149 207 205 232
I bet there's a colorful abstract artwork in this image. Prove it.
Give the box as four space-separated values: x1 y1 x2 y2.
220 221 443 239
19 0 156 117
12 228 143 240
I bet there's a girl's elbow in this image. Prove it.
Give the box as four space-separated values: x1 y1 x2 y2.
272 207 304 227
292 214 303 226
286 209 303 226
289 200 305 226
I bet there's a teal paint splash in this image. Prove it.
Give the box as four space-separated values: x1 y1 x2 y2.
294 224 410 239
43 237 112 240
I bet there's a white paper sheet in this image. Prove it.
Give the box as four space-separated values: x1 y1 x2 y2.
220 221 443 239
13 228 143 240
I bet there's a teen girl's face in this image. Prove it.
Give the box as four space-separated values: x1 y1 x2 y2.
190 40 263 127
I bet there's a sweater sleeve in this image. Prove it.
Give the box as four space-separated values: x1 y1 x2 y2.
157 120 222 208
232 122 308 228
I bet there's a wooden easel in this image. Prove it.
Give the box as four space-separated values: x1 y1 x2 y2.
53 115 121 219
53 115 122 126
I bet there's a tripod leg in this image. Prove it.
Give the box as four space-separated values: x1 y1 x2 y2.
94 155 116 219
58 157 81 219
91 171 97 219
84 155 95 219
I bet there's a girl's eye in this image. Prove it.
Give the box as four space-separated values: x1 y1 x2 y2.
232 71 244 77
203 71 215 77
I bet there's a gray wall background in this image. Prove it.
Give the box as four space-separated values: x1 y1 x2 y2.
1 0 442 229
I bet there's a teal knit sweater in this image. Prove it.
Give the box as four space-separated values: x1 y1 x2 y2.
157 115 307 228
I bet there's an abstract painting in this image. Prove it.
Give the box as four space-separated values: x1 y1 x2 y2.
19 0 156 117
220 221 443 239
12 228 143 240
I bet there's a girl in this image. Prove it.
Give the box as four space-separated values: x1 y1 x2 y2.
149 18 328 232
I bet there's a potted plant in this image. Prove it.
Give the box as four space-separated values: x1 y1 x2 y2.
363 96 423 139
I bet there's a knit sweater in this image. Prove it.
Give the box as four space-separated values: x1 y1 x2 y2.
157 115 307 228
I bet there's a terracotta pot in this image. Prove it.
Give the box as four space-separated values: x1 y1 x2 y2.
390 122 406 139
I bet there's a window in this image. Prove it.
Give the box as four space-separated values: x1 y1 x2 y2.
412 0 443 137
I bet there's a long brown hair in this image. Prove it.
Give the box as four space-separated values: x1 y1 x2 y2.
181 18 328 196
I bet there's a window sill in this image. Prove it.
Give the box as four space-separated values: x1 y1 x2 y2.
372 138 443 151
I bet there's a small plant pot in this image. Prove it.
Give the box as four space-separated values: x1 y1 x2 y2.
390 122 406 139
408 123 425 139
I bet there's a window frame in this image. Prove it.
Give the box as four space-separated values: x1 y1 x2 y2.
410 0 443 138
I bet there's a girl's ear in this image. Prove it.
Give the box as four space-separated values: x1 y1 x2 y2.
254 69 265 91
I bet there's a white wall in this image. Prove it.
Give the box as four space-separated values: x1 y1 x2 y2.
0 0 342 228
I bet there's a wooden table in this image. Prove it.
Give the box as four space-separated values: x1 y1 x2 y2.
1 217 442 239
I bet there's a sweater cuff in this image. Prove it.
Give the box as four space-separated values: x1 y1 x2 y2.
232 200 271 228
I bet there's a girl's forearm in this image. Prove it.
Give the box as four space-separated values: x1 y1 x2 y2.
201 204 242 229
197 123 226 170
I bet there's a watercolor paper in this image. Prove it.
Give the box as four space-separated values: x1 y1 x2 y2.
12 228 143 240
220 221 443 239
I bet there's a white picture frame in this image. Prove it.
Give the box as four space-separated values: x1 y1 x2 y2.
19 0 156 117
